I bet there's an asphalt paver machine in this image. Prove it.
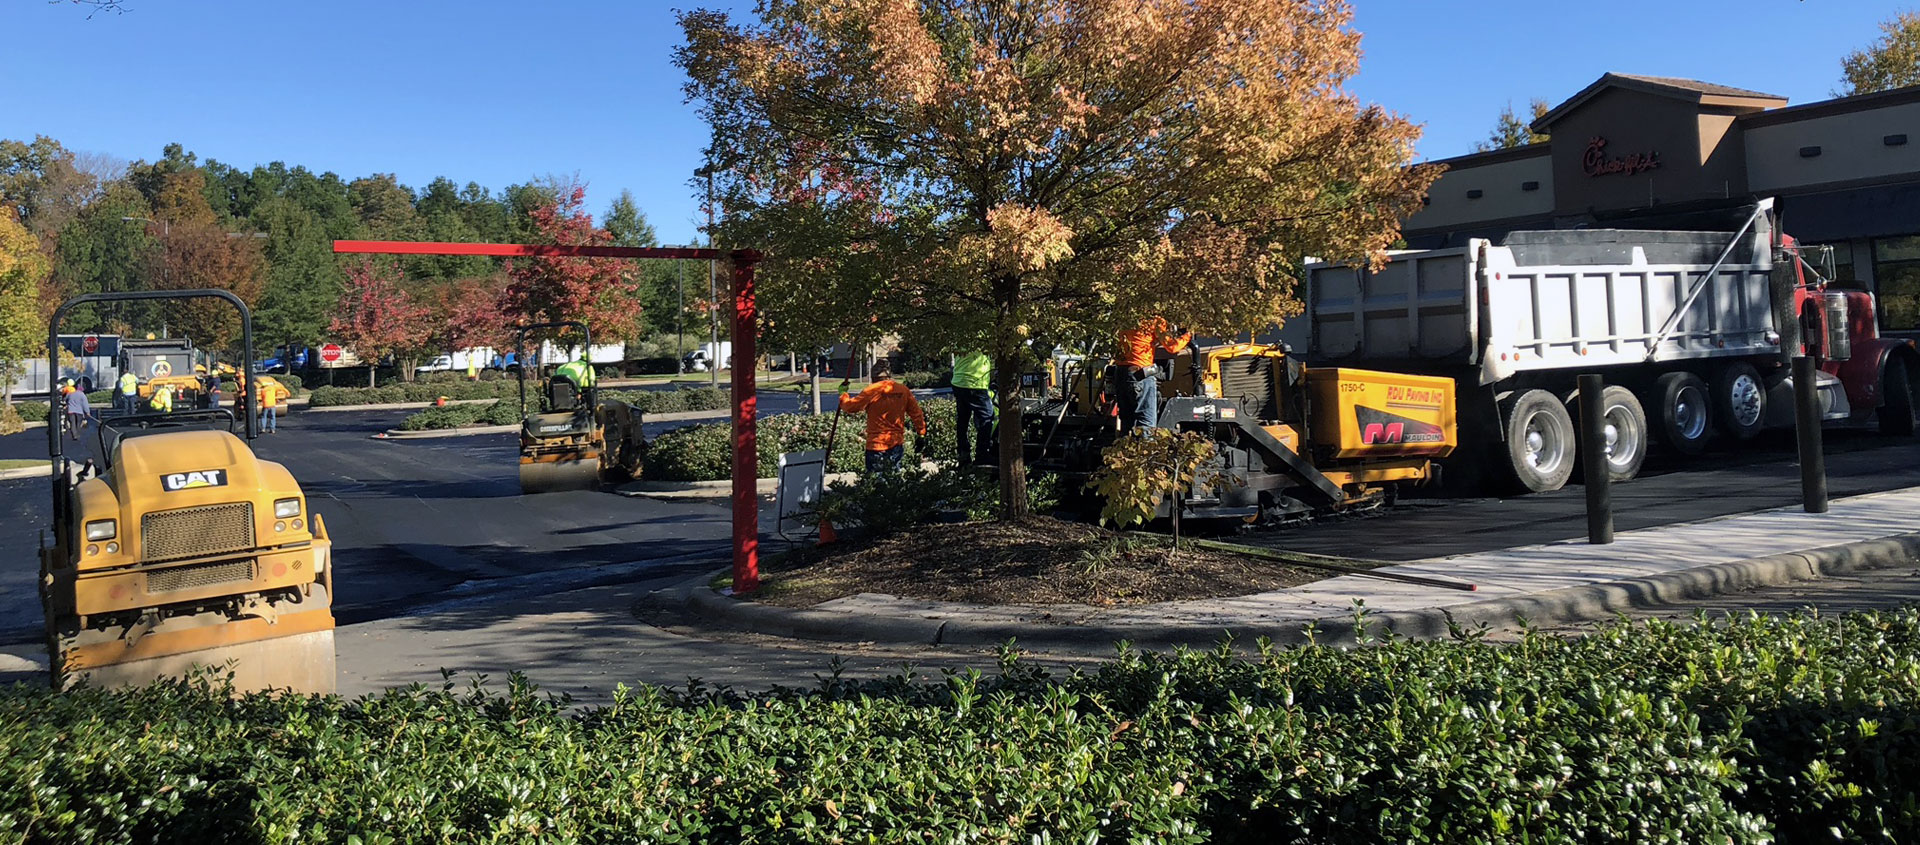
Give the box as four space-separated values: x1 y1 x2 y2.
41 290 335 693
1023 342 1457 523
515 321 647 493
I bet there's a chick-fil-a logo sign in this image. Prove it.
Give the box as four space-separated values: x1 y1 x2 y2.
1583 136 1661 178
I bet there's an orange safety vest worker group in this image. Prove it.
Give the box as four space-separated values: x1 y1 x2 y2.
838 364 926 475
1111 316 1191 431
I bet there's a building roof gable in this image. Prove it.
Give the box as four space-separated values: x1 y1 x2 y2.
1532 73 1786 132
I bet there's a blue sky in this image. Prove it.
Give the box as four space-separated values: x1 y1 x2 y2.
1 0 1903 245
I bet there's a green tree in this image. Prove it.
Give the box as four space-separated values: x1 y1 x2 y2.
1471 99 1551 153
679 0 1437 517
0 207 51 412
0 136 100 238
250 195 345 351
1840 12 1920 95
48 181 153 333
603 190 658 248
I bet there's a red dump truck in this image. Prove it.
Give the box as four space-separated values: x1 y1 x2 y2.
1303 198 1920 493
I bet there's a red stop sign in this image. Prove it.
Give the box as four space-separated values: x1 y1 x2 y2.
320 343 343 363
81 334 99 354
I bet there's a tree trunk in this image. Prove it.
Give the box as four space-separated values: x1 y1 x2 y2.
992 277 1029 520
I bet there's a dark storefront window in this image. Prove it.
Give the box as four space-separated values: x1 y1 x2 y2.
1874 236 1920 330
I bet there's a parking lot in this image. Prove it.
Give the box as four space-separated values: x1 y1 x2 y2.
5 393 1919 647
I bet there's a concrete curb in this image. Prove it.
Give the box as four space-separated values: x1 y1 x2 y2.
380 408 731 440
305 398 500 414
642 532 1920 650
0 463 52 480
617 460 940 499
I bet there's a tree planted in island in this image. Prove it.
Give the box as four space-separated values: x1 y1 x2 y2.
678 0 1438 518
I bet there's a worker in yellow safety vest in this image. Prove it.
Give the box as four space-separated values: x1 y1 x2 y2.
149 383 174 414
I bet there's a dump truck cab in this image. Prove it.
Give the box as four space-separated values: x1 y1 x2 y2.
42 289 334 693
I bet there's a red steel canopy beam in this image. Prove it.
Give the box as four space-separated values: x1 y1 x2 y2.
334 240 724 260
331 239 763 593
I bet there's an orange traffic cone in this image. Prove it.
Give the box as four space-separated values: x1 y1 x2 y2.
817 518 838 545
435 396 448 407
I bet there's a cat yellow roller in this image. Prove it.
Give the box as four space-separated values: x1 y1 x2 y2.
41 289 334 693
515 321 646 494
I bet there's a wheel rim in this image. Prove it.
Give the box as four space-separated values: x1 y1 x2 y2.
1729 374 1763 428
1522 409 1569 475
1604 402 1643 470
1673 385 1707 441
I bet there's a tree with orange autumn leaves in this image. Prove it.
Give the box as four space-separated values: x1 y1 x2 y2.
679 0 1439 517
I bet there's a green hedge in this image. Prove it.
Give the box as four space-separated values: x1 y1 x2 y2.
309 380 523 407
2 611 1918 842
396 400 523 431
395 387 732 431
11 402 48 423
644 397 956 481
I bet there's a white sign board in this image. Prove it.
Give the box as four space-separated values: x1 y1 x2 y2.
775 449 828 536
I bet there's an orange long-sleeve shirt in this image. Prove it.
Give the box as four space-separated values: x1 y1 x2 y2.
1115 317 1191 369
839 379 926 451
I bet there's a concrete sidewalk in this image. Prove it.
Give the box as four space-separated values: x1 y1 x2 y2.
648 486 1920 649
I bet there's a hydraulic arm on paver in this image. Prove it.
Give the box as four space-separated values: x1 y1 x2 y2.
40 290 335 693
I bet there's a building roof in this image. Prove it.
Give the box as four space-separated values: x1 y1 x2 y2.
1533 73 1787 131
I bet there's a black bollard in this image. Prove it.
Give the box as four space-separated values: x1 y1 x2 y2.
1793 355 1829 513
1579 374 1614 544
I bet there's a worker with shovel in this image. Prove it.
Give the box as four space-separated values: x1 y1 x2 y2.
838 363 926 475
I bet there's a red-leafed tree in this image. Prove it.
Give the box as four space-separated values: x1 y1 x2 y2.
428 275 512 360
498 185 644 350
329 259 429 387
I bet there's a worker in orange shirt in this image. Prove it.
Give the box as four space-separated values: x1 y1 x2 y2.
838 363 927 475
1111 316 1191 431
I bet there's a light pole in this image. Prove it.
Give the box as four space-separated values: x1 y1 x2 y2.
697 166 720 388
676 258 685 373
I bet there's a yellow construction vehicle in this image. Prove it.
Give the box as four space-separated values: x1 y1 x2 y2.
1022 342 1456 522
514 321 647 493
118 336 206 410
42 290 334 693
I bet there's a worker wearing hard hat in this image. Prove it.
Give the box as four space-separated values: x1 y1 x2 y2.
839 363 926 475
62 382 93 441
1112 316 1191 431
950 350 994 467
149 383 174 414
548 358 597 412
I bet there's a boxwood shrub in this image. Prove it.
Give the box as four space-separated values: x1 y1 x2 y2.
12 402 49 423
2 611 1917 843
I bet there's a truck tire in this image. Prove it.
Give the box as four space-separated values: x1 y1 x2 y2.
1878 356 1919 436
1502 389 1576 493
1652 371 1711 455
1571 385 1649 482
1713 362 1766 441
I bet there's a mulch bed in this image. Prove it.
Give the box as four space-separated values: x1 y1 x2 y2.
745 516 1346 608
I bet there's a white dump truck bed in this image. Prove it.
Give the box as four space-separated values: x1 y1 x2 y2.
1305 217 1782 385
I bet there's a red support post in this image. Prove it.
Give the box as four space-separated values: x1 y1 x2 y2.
729 250 763 593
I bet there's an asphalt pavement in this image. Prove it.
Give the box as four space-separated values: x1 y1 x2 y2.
0 389 840 645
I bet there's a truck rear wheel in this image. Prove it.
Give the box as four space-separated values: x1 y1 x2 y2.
1502 389 1575 493
1653 371 1711 455
1713 362 1766 441
1572 385 1649 482
1878 356 1919 436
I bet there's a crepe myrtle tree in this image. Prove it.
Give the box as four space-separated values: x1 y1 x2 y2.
679 0 1438 518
